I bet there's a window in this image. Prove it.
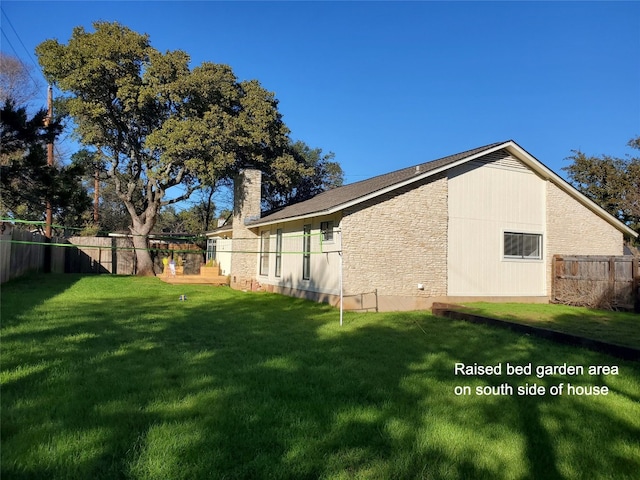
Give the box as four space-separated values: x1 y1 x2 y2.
260 230 270 275
320 221 334 242
504 232 542 259
302 224 311 280
206 238 217 263
275 229 283 277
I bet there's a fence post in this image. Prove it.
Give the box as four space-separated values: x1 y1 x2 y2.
111 237 117 275
608 257 615 283
633 256 639 313
43 237 52 273
551 255 557 302
609 257 616 308
375 288 379 313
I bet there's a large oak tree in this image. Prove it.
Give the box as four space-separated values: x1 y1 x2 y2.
261 140 343 211
36 22 299 275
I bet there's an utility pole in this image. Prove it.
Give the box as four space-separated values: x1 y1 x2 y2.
44 85 54 239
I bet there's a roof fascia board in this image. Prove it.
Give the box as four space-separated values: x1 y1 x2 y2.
248 143 510 228
206 227 233 237
333 143 510 212
251 141 637 238
249 211 335 229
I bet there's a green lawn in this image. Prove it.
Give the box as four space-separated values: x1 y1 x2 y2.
1 275 639 480
457 302 640 350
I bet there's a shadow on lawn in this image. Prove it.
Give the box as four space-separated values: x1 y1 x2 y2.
2 276 640 479
0 273 83 327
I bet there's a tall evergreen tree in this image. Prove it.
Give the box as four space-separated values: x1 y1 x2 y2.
0 100 90 229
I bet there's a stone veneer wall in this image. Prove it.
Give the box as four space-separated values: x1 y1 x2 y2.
230 169 261 289
340 174 448 303
545 181 623 296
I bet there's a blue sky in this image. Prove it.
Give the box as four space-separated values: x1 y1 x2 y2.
2 1 639 209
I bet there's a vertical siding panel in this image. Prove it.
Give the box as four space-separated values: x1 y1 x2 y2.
448 154 546 296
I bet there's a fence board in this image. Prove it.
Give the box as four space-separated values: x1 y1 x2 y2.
0 228 69 283
66 237 137 274
1 228 204 283
552 255 638 311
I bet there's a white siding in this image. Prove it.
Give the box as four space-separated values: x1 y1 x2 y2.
256 215 342 296
210 237 232 275
447 154 547 296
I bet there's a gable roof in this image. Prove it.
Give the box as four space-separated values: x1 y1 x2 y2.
218 140 637 239
250 141 506 226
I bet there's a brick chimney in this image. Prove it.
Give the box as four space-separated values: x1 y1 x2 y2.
230 168 261 289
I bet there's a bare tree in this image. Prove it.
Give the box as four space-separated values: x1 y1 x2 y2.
0 53 41 106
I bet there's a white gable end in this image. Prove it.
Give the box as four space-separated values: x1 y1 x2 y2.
447 149 547 296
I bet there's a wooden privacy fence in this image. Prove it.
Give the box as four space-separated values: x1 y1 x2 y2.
66 236 136 275
552 255 639 311
67 237 204 275
0 228 66 283
1 228 204 283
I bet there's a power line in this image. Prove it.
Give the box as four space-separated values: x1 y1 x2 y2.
0 28 42 92
0 6 42 74
1 218 208 242
0 6 60 111
1 7 77 168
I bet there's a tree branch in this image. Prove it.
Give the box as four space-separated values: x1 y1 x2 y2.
161 184 203 207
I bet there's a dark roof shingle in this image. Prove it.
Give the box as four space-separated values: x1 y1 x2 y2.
250 141 507 225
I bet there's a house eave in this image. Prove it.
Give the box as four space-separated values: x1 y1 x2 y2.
249 140 637 239
247 210 336 229
205 226 233 237
248 142 512 229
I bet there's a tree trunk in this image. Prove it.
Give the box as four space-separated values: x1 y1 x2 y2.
93 168 100 223
125 198 159 276
131 231 155 276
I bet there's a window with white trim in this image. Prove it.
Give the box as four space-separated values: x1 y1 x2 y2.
206 238 217 263
504 232 542 260
302 224 311 280
320 221 334 242
260 230 270 275
275 229 283 277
